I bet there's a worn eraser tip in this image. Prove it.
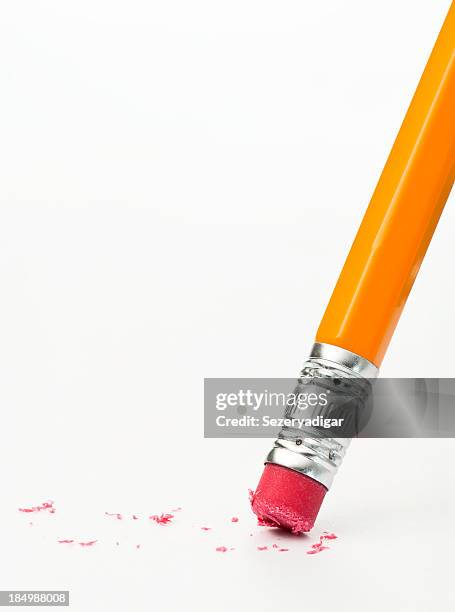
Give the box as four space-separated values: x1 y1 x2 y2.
251 463 327 534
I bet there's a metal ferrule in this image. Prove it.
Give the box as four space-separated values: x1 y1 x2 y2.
265 342 379 489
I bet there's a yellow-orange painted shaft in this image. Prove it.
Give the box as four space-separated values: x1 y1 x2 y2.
316 2 455 367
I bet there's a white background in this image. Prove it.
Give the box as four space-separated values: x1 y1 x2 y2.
0 0 454 610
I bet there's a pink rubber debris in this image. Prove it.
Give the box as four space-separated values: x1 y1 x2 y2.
19 501 56 514
307 546 328 555
251 464 327 534
306 531 338 555
105 512 123 520
149 513 174 525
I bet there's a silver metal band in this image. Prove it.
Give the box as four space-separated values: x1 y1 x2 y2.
265 437 350 489
309 342 379 379
264 342 378 489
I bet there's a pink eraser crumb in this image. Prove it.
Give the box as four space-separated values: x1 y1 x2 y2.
278 548 289 552
257 546 268 551
105 512 123 520
231 517 239 523
132 515 140 520
150 513 174 525
201 527 211 531
216 546 229 553
306 532 338 555
58 539 74 544
251 464 327 534
307 531 338 555
19 501 55 514
79 540 97 547
307 546 329 555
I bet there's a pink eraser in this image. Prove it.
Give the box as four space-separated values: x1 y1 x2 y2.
251 463 327 534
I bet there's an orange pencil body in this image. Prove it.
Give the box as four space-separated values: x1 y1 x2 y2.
317 3 455 367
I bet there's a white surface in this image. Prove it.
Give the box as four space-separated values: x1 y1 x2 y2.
0 0 454 610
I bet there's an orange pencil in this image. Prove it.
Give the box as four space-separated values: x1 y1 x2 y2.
251 2 455 533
